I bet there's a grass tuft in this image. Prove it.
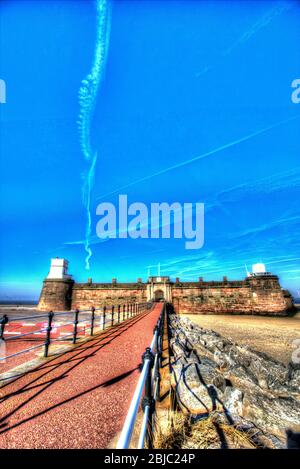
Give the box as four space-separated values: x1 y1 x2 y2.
154 410 258 449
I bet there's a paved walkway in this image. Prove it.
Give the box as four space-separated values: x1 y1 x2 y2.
0 304 162 448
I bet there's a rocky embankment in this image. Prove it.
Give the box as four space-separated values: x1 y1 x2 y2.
169 314 300 448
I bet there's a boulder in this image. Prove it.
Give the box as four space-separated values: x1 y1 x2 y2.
172 362 224 415
168 314 300 444
242 392 300 440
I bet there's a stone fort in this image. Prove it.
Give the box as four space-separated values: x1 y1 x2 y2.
38 258 294 316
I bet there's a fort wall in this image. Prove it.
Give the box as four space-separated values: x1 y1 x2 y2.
71 283 147 310
171 276 293 315
37 259 294 315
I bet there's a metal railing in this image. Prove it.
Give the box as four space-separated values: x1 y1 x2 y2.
117 302 165 449
0 301 152 364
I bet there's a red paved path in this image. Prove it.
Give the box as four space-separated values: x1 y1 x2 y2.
0 304 162 448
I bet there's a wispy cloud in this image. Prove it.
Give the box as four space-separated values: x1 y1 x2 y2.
230 215 300 239
215 167 300 202
195 1 293 77
223 1 293 56
95 114 300 202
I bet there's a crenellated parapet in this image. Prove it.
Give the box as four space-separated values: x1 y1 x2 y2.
38 259 295 315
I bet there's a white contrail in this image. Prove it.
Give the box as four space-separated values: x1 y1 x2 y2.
95 114 300 201
223 1 293 56
78 0 111 270
195 1 293 77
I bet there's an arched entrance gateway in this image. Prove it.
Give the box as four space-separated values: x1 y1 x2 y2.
146 276 172 302
154 289 164 301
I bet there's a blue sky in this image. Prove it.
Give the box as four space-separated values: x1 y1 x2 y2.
0 0 299 300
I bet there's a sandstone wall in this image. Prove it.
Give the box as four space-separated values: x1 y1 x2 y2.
171 282 252 315
38 279 74 311
171 276 293 316
71 283 147 310
38 275 294 315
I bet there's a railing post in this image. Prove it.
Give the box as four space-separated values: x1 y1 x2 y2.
111 305 115 326
127 304 129 319
118 305 121 323
142 347 155 406
153 321 161 401
154 324 159 350
123 304 125 321
154 360 161 402
90 307 95 336
44 311 54 357
103 306 106 330
73 309 79 344
142 347 155 447
0 314 8 340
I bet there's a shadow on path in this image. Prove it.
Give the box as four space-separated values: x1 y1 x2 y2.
0 367 139 434
0 311 150 429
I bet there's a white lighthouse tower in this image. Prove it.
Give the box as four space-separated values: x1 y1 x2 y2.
47 258 72 280
251 263 267 276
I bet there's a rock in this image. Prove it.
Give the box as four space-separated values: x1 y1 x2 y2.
168 314 300 444
223 387 244 418
171 361 226 415
288 363 300 397
242 392 300 440
170 338 186 360
170 314 299 398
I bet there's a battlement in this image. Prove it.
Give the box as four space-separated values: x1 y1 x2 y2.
37 260 294 315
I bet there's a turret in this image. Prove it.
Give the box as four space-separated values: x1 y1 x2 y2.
246 263 293 315
38 258 74 311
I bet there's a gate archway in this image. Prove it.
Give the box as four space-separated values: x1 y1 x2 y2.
154 289 164 301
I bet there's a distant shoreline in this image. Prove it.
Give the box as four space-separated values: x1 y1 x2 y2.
0 300 38 306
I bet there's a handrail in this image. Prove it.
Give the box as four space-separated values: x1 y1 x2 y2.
117 302 165 449
0 301 153 364
3 307 104 323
